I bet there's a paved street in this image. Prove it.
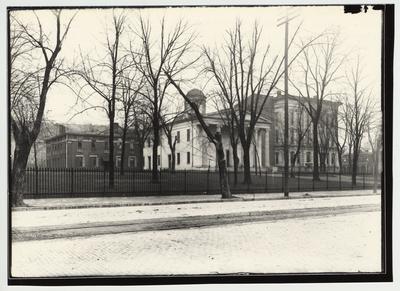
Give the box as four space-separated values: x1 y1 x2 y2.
11 211 381 277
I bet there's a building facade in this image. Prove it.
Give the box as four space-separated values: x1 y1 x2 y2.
45 123 139 169
271 92 340 172
143 89 340 172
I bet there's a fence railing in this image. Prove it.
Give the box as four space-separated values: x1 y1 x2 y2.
17 167 381 198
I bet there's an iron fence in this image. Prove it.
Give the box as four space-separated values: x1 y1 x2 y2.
19 167 381 198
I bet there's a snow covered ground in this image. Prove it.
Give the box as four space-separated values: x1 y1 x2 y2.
11 211 381 277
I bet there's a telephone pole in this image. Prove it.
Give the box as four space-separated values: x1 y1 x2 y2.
278 10 298 198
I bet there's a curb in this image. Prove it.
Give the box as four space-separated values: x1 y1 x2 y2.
12 192 379 212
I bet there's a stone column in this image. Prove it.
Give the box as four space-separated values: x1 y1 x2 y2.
265 128 270 167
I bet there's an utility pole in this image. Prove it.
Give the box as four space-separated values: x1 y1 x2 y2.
278 11 297 198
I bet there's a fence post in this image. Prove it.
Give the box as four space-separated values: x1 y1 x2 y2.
363 171 365 190
70 168 74 194
206 167 210 194
35 168 39 196
103 168 106 194
326 170 329 190
159 170 162 194
184 169 187 194
312 174 315 192
297 167 300 192
265 170 268 193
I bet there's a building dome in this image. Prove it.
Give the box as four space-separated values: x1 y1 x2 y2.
185 89 206 114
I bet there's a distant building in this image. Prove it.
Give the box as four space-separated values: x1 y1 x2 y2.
143 89 341 172
45 123 139 169
271 91 340 172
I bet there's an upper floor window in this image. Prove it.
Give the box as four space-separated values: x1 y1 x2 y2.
104 140 109 150
176 131 180 143
91 139 96 150
77 140 83 151
187 129 190 142
147 137 151 147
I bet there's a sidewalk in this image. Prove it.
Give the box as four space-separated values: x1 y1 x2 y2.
18 189 380 211
12 191 381 241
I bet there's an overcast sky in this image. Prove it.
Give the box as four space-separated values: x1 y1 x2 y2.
11 6 382 125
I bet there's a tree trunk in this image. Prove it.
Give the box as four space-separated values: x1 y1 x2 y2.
232 144 239 185
11 138 31 207
120 121 128 176
138 143 144 170
171 148 176 172
338 152 343 174
108 117 115 188
152 121 159 182
312 121 320 181
352 144 360 186
215 133 231 199
33 140 38 169
242 144 251 185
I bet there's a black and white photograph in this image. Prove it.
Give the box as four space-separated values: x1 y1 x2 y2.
2 1 396 288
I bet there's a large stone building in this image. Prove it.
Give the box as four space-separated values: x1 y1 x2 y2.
143 89 341 172
45 123 139 169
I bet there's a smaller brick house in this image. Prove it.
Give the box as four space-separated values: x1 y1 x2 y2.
45 123 139 169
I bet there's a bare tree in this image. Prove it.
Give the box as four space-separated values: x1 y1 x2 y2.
344 58 374 186
327 99 348 173
10 10 74 206
159 102 187 172
117 71 144 175
318 114 332 173
130 16 197 181
290 99 312 177
131 101 152 170
76 13 126 187
211 92 240 184
291 33 345 181
203 21 317 184
165 74 232 198
367 120 381 193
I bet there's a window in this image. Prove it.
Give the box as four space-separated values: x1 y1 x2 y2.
331 153 335 166
275 130 279 143
115 156 121 168
290 110 294 125
91 139 96 150
226 150 230 167
187 152 190 164
176 131 180 143
104 140 109 150
177 152 180 165
306 152 311 163
89 155 98 168
147 138 151 147
187 129 190 142
129 142 134 150
157 155 161 166
290 151 295 165
77 140 83 151
128 156 136 168
147 156 151 169
275 152 279 165
290 128 295 144
75 155 84 168
168 154 172 169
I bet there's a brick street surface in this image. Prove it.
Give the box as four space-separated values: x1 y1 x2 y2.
10 190 382 277
11 212 381 276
